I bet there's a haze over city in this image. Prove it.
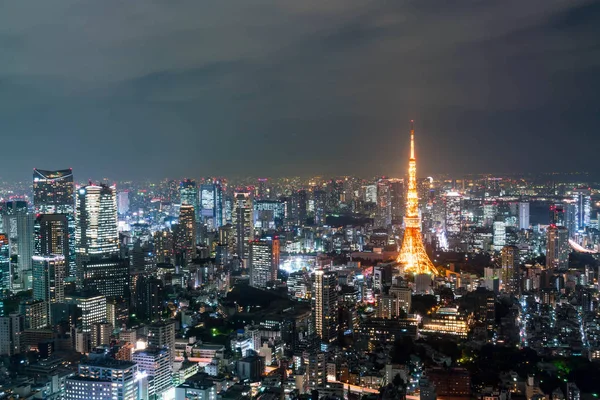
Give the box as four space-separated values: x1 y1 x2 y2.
1 1 599 181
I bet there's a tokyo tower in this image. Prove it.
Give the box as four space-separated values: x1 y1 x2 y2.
397 121 439 275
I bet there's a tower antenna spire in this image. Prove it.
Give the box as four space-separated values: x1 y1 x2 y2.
410 120 415 160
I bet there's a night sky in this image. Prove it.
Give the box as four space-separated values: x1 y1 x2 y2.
1 1 599 181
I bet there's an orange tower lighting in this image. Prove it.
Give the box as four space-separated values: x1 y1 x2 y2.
397 121 439 275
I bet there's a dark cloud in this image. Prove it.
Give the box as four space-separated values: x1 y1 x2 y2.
0 0 598 181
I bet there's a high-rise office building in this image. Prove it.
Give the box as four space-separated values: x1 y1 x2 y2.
20 299 48 329
375 180 392 228
0 312 23 356
389 179 404 222
546 225 569 271
117 191 130 215
313 190 327 226
65 359 140 400
572 188 592 230
0 234 10 293
312 270 338 344
254 200 285 230
33 169 74 214
64 293 107 332
133 349 173 398
175 205 196 265
33 169 76 276
134 276 165 322
249 237 280 288
80 256 130 299
444 191 462 237
500 245 519 294
518 202 530 230
34 214 69 263
148 321 176 366
32 255 66 321
493 220 506 251
233 192 254 260
1 201 34 291
75 184 119 258
180 179 200 220
292 190 308 226
200 182 223 229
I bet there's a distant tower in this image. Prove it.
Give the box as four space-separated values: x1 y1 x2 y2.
397 122 438 275
518 202 530 230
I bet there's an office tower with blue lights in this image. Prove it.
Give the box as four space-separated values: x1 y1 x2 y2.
200 182 223 230
1 201 34 292
254 200 285 230
180 179 199 218
0 234 9 294
519 201 530 230
249 237 280 288
572 188 591 230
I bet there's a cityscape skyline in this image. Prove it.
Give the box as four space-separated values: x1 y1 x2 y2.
1 1 599 181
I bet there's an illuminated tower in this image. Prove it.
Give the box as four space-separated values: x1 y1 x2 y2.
397 121 438 275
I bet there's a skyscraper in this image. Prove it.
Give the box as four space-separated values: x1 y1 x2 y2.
34 214 69 264
444 191 462 237
375 179 392 228
572 188 592 230
180 179 200 220
312 270 338 344
175 205 196 265
200 182 223 229
493 220 506 251
32 255 66 321
33 168 76 276
249 237 280 288
33 169 74 214
546 225 569 271
75 184 119 258
500 245 519 294
1 201 34 291
75 184 120 289
397 122 438 276
233 191 254 261
518 202 530 230
0 234 10 294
